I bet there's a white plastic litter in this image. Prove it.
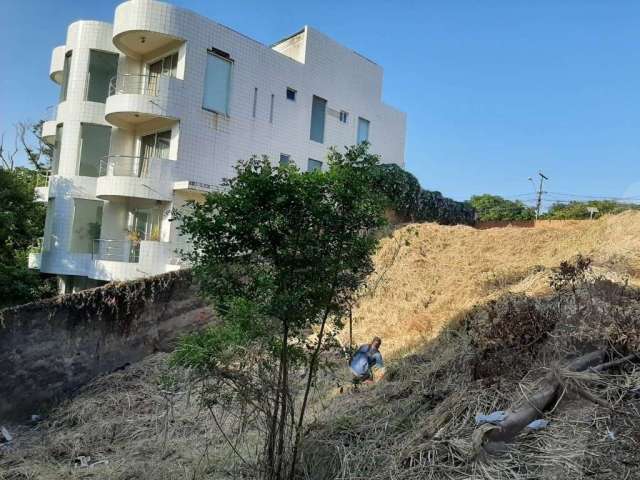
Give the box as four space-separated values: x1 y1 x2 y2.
0 426 12 443
475 411 508 425
526 419 549 430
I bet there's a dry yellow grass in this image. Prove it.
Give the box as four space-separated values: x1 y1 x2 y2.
351 212 640 356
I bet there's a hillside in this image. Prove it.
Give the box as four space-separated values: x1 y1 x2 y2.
351 212 640 356
2 213 640 479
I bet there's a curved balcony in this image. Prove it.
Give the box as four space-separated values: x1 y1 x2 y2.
104 74 180 128
41 106 58 145
112 0 185 58
95 155 174 202
90 239 178 281
50 46 66 84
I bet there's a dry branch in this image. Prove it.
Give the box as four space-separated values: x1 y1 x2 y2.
474 350 606 456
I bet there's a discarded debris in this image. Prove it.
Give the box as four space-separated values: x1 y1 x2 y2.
75 456 91 468
475 411 508 425
0 426 12 443
526 419 549 430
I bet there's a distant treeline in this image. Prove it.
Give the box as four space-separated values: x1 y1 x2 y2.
468 194 640 222
373 164 476 225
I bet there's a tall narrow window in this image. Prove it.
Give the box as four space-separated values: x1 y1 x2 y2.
203 50 233 115
86 50 118 103
269 94 275 123
52 124 63 175
310 95 326 143
286 87 296 101
60 51 72 102
70 199 103 254
252 87 258 118
357 117 370 144
279 153 290 166
43 199 56 251
78 124 111 177
307 158 322 172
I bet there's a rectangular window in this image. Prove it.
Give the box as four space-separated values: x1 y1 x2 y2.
252 87 258 118
203 50 233 115
140 130 171 159
128 208 163 241
60 51 72 102
86 50 119 103
310 95 326 143
152 51 179 77
357 117 370 144
279 153 290 166
78 124 111 177
339 110 348 123
286 87 296 101
43 199 56 251
52 124 63 175
307 158 322 172
269 94 275 123
70 199 103 254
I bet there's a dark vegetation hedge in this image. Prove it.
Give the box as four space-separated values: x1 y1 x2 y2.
372 163 475 225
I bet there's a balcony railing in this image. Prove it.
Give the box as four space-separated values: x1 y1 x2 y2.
29 237 44 255
45 105 57 121
108 74 166 97
93 239 141 263
35 171 51 188
99 155 154 178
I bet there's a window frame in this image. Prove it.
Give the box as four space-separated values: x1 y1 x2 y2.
202 49 234 116
309 95 327 144
307 158 322 172
357 116 370 144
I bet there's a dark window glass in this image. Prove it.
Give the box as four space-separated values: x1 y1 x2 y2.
307 158 322 172
279 154 290 166
87 50 119 103
60 51 72 102
78 124 111 177
286 88 296 101
310 95 326 143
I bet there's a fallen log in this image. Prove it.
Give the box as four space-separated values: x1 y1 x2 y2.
473 350 606 456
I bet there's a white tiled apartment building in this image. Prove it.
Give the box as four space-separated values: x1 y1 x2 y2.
30 0 406 293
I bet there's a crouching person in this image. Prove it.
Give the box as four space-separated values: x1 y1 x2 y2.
350 336 384 384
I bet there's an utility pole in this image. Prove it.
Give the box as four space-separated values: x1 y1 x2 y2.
529 171 548 219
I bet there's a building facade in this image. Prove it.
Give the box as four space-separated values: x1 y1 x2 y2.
30 0 406 293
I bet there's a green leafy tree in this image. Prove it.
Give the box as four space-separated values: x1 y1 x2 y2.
0 167 55 307
469 194 535 221
372 162 475 225
172 143 386 479
544 200 640 220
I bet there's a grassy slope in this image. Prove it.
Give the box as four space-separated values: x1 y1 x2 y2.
351 212 640 357
3 213 640 479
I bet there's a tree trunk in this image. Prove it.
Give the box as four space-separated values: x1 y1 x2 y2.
475 350 606 455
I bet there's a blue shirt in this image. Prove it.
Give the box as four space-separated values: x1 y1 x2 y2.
350 344 383 376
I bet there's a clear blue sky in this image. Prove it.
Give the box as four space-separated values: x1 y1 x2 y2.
1 0 639 204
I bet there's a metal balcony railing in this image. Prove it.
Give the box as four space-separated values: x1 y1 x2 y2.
35 171 51 188
29 237 44 255
93 239 141 263
45 105 57 121
108 73 166 97
99 155 154 178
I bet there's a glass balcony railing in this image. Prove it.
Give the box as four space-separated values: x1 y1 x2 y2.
93 239 141 263
108 74 166 97
99 155 154 178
